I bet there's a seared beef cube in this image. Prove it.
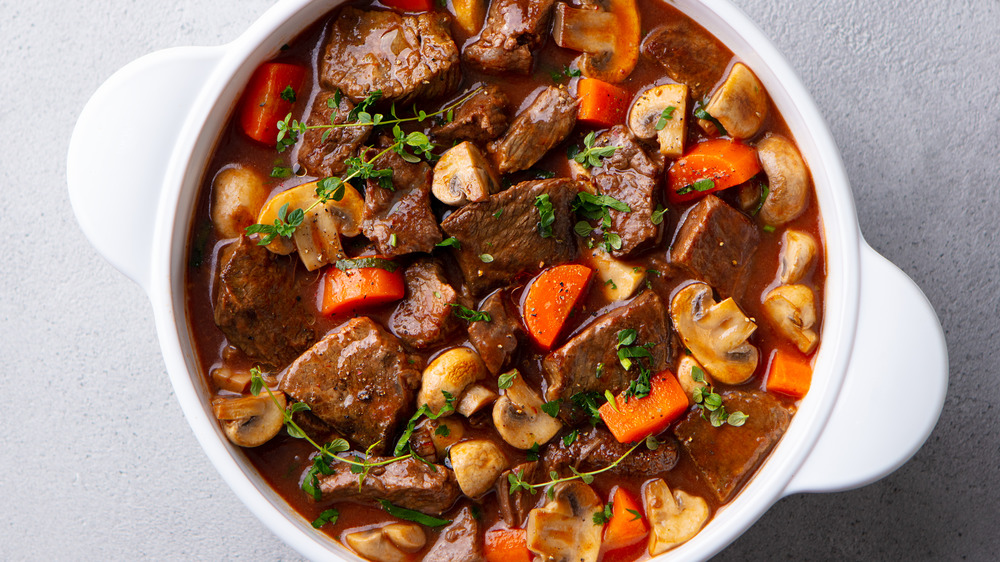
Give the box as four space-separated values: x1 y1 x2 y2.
673 390 791 502
463 0 556 74
319 8 460 105
297 90 372 177
542 291 670 420
213 236 315 368
361 142 443 257
441 178 580 296
389 259 462 349
424 507 483 562
670 194 759 300
641 19 731 99
279 317 421 454
489 86 578 174
431 85 510 145
589 125 664 258
543 427 679 476
495 461 542 527
468 290 525 374
318 456 461 515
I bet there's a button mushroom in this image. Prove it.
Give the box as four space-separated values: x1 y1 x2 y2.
627 84 689 158
492 371 562 449
584 245 646 301
211 392 286 448
456 383 498 417
779 230 818 284
210 165 268 239
526 481 603 562
643 478 709 555
449 439 509 497
345 523 427 562
418 347 489 416
699 63 768 139
675 355 710 403
431 141 500 206
210 366 252 394
551 0 640 83
670 282 759 385
762 284 819 354
757 134 809 226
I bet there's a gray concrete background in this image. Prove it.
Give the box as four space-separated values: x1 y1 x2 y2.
1 0 996 559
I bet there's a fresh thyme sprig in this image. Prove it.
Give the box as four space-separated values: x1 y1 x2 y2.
508 442 642 499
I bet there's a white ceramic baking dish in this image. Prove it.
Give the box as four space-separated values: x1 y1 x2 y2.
66 0 949 559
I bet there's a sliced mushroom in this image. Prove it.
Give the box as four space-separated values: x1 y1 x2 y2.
212 392 286 448
552 0 640 83
643 479 709 555
450 439 509 497
779 230 818 284
345 523 427 562
670 282 758 385
492 371 562 449
210 366 251 394
700 63 768 139
431 141 500 206
763 284 819 354
210 165 269 239
675 355 710 403
627 84 688 157
418 347 489 416
584 246 646 301
456 383 498 417
526 481 603 562
757 135 809 226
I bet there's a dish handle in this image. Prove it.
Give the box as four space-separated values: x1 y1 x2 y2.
784 240 948 495
67 46 223 290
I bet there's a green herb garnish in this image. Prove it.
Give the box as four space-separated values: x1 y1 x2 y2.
534 193 555 238
450 303 491 322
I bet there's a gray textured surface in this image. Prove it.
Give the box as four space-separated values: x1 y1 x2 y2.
1 0 997 559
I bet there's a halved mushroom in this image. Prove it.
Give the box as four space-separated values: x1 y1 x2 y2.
779 230 818 284
675 355 710 402
210 165 269 239
418 347 489 416
526 481 603 562
584 246 646 301
757 135 809 226
643 479 709 555
627 84 688 157
431 141 500 206
492 371 562 449
345 523 427 562
255 179 365 270
699 63 768 139
456 383 498 417
552 0 640 83
670 282 758 385
450 439 509 497
212 392 286 448
763 284 819 354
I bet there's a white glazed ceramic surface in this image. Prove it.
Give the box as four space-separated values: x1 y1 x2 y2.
67 0 949 560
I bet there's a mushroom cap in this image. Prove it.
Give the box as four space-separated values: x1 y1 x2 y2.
670 282 758 385
628 84 687 139
643 478 709 555
552 0 640 83
763 284 819 354
702 62 768 139
210 165 268 239
779 230 818 284
526 481 603 562
212 392 286 448
492 371 562 449
418 347 488 416
345 523 427 562
449 439 509 497
757 134 809 226
431 141 499 206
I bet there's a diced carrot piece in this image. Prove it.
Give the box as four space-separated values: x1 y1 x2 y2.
239 62 306 146
522 264 594 350
603 487 649 551
766 349 813 399
381 0 434 10
666 138 762 204
577 78 631 128
320 262 405 316
599 371 689 443
485 528 532 562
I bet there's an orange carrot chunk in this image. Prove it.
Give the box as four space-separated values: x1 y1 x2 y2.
600 370 689 443
239 62 306 146
485 528 532 562
666 138 762 204
577 78 631 128
522 264 594 350
766 349 813 399
320 260 405 316
603 487 649 552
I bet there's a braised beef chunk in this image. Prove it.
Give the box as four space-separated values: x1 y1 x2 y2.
213 236 315 368
424 507 483 562
319 8 460 104
279 317 421 454
361 142 443 257
641 19 731 99
318 456 461 515
589 125 664 257
389 259 462 349
430 85 510 145
468 290 525 374
297 90 371 177
489 86 578 174
495 461 541 527
463 0 556 74
674 390 792 502
542 291 671 417
670 194 759 300
441 178 580 296
543 427 679 476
